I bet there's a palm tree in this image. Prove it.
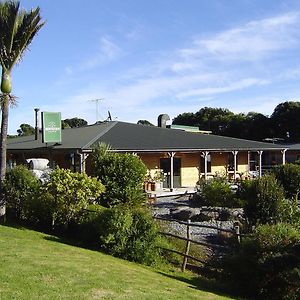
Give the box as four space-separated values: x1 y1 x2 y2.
0 1 44 219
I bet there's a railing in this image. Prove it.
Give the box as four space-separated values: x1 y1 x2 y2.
154 216 242 272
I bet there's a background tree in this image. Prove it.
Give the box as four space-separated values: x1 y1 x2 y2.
244 112 271 141
172 102 300 142
173 107 236 135
137 120 154 126
270 101 300 142
172 112 197 126
0 1 44 219
62 117 87 128
17 123 35 136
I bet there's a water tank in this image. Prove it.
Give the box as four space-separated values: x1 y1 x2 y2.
26 158 50 170
157 114 170 128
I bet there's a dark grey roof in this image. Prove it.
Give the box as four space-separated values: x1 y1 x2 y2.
282 143 300 151
8 121 286 153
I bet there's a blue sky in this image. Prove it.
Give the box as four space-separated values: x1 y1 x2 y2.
7 0 300 133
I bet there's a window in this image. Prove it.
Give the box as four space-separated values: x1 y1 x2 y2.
249 152 258 171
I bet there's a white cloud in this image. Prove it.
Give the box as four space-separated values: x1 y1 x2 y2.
80 36 121 70
179 11 300 63
177 78 270 98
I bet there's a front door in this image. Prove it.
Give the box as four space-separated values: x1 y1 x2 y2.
160 158 181 188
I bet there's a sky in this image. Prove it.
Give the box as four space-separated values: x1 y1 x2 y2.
7 0 300 134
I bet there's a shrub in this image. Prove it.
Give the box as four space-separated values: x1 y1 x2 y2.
194 176 242 208
91 144 147 207
240 174 286 226
98 205 161 265
272 164 300 200
72 204 106 247
221 223 300 299
28 168 105 230
3 165 40 221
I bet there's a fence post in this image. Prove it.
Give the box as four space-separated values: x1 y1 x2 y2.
234 223 240 244
181 219 191 272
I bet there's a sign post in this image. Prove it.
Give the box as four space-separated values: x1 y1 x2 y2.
42 112 62 143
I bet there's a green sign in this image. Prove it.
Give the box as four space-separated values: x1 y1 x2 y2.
42 112 62 143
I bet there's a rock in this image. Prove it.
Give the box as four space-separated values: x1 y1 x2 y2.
170 207 201 221
190 213 212 222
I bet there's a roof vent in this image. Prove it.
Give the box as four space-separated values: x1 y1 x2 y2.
157 114 170 128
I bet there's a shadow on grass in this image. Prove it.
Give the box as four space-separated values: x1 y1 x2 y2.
42 234 99 252
2 221 99 252
1 219 30 230
155 269 236 299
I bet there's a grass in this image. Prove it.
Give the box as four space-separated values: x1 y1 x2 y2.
0 224 234 299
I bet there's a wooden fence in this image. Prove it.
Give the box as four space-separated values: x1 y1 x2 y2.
154 216 242 272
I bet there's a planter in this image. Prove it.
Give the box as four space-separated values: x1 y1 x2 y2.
155 181 163 191
144 181 153 191
151 182 156 191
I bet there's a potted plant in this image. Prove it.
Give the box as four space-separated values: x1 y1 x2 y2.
144 173 153 191
153 169 164 191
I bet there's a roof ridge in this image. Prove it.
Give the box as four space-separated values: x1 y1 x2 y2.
82 121 118 149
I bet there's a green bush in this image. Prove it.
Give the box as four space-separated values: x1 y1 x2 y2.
222 223 300 299
72 204 106 247
28 168 105 230
240 174 286 226
195 176 242 208
98 205 161 265
3 165 40 220
272 164 300 200
91 144 147 207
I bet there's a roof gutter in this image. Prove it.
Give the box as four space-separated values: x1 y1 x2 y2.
108 147 288 153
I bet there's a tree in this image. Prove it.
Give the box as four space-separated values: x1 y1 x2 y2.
137 120 154 126
62 117 87 128
0 1 44 219
270 101 300 141
244 112 271 141
173 107 235 134
172 112 197 127
91 144 147 207
17 123 34 136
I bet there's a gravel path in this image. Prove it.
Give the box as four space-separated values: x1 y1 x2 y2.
151 194 236 245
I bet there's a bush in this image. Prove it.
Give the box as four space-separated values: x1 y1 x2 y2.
28 168 105 230
98 205 161 265
240 174 286 226
194 176 242 208
272 164 300 200
222 223 300 299
72 204 106 247
91 144 147 207
3 165 40 221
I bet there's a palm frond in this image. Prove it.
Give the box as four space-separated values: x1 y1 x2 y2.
9 7 45 70
0 1 44 71
0 1 19 70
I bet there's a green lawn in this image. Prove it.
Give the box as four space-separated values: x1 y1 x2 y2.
0 225 234 299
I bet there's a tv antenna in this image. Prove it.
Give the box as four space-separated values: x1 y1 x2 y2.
108 111 112 121
88 98 104 122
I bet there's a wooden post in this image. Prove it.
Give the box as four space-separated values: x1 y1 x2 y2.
281 149 287 165
182 219 191 272
234 223 240 244
258 150 263 177
232 150 238 181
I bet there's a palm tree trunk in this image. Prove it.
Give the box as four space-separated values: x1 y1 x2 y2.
0 94 9 221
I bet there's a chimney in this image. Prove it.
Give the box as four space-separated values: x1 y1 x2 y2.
157 114 170 128
34 108 40 140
